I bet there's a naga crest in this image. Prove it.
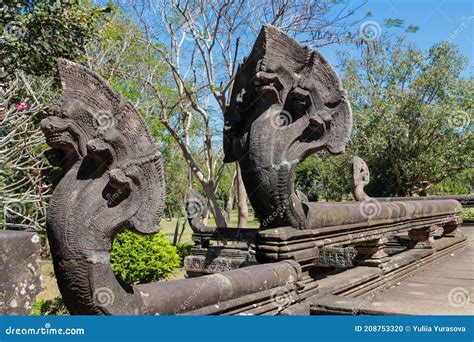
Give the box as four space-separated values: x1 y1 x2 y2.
351 156 371 201
224 25 352 229
41 59 165 314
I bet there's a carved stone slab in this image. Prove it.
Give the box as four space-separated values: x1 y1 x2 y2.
184 255 257 275
316 247 358 268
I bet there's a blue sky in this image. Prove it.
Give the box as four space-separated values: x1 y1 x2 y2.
319 0 473 75
107 0 472 141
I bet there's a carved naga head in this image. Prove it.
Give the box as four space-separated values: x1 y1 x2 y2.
224 25 352 229
40 60 165 314
352 156 371 201
42 59 165 239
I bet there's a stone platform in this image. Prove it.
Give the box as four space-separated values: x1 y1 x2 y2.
307 224 474 315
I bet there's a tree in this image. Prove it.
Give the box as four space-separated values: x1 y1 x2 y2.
295 153 352 202
82 7 191 216
112 0 367 226
341 38 473 196
0 73 52 230
1 0 108 77
1 1 108 231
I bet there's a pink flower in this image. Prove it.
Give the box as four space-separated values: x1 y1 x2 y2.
15 103 27 111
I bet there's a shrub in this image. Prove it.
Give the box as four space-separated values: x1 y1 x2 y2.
32 297 68 315
110 231 180 284
176 244 193 266
462 208 474 219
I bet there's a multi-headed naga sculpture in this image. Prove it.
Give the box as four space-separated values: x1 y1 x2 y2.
43 26 467 316
224 25 352 230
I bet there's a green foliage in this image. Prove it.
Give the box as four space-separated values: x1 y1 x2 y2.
340 39 473 196
1 0 108 78
214 164 235 209
384 18 404 27
462 208 474 219
296 39 472 199
175 243 193 265
428 169 473 195
406 25 419 33
295 154 352 201
32 297 68 315
110 231 180 285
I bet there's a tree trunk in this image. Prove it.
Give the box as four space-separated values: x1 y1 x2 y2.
224 171 237 224
236 162 248 228
204 182 227 227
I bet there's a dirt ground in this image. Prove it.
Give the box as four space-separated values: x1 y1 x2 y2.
36 259 61 302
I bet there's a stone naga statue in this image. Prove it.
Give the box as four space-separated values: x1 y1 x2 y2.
41 59 166 314
351 156 371 201
41 28 467 316
223 25 352 229
41 58 302 315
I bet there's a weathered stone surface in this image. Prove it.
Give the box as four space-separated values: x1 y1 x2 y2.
351 156 370 201
184 246 258 276
224 24 352 229
316 247 358 268
41 57 304 316
0 230 41 315
40 27 470 317
41 59 166 315
186 190 215 233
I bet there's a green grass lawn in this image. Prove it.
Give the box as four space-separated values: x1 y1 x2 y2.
159 210 260 245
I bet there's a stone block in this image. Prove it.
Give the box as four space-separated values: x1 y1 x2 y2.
0 230 42 315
